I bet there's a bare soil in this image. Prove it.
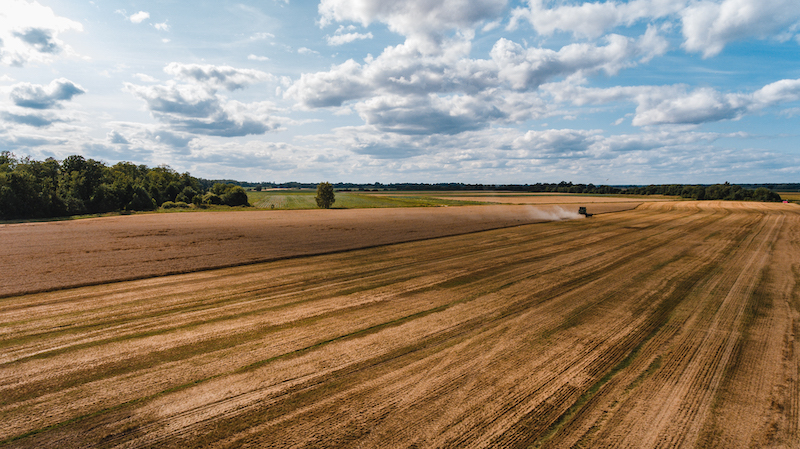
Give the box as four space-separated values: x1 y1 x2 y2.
0 204 628 298
1 201 797 448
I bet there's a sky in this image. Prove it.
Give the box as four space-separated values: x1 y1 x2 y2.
1 0 799 184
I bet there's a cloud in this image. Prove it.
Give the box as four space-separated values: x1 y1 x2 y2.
154 21 170 31
248 54 270 61
631 86 749 125
164 62 273 90
490 30 667 91
124 63 284 138
546 77 800 126
308 122 798 184
0 0 83 66
129 11 150 24
146 129 194 149
285 28 665 136
682 0 800 57
509 0 684 39
631 80 800 125
319 0 507 52
292 0 673 141
512 128 603 157
510 0 800 58
1 111 62 127
250 32 275 40
327 31 374 46
286 58 369 107
298 47 320 55
752 78 800 105
107 130 130 144
9 78 86 109
289 29 666 105
13 28 61 54
356 93 506 135
133 73 159 83
0 133 64 149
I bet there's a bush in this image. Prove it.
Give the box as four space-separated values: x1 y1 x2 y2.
221 186 249 206
202 192 222 205
175 186 199 204
161 201 190 209
126 185 157 211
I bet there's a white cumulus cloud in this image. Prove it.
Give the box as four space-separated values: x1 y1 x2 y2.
327 30 373 46
9 78 86 109
545 76 800 126
129 11 150 24
681 0 800 57
319 0 507 52
124 63 283 139
510 0 800 58
164 62 273 90
0 0 83 66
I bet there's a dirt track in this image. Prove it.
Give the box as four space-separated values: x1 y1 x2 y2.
1 201 798 448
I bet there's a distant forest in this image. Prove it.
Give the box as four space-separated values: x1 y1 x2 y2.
0 152 788 220
0 152 247 220
232 180 785 202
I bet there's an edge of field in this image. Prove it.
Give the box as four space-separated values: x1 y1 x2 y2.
0 191 665 225
0 201 645 299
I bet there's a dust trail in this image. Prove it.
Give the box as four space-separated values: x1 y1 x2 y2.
526 205 584 221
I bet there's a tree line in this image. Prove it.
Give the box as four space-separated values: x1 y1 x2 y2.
0 152 248 220
619 183 782 201
1 152 784 220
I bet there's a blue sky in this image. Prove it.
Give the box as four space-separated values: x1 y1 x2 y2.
1 0 799 184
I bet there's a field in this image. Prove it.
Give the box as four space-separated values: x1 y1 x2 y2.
778 191 800 203
245 190 663 210
0 203 623 297
1 200 799 447
246 190 487 209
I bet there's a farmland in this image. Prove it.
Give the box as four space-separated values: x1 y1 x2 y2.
1 200 798 447
246 190 487 209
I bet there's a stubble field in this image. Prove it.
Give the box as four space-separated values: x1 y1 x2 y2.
1 200 798 448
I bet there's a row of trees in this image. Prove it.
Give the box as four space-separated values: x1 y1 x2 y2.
0 152 248 220
620 183 783 201
1 152 784 220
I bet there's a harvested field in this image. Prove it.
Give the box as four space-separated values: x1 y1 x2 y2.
429 194 664 209
0 204 603 298
1 201 799 448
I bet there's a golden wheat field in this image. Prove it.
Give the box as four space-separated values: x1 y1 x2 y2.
1 200 799 448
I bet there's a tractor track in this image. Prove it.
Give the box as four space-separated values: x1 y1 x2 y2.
1 201 798 448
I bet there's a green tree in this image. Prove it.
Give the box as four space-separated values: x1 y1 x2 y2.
221 185 249 206
315 182 335 209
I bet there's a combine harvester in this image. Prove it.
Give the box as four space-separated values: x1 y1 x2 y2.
578 206 592 217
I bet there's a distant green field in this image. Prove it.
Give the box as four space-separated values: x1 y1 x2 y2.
246 190 487 209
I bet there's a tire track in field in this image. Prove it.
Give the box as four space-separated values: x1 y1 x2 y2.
646 213 782 448
0 203 702 399
4 206 708 444
574 207 784 448
502 203 771 448
3 203 720 444
3 202 795 448
92 204 724 448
